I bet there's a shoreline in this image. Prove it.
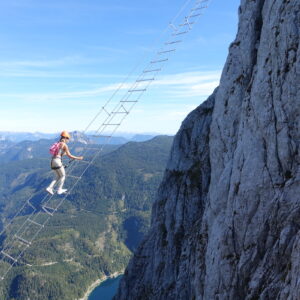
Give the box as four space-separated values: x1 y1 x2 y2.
78 271 124 300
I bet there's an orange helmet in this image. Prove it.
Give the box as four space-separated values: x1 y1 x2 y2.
61 130 71 139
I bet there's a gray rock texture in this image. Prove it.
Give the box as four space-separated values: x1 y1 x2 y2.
115 0 300 299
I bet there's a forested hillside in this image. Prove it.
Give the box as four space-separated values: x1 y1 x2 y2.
0 135 173 299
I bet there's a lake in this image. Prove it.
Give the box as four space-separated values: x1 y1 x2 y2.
88 275 122 300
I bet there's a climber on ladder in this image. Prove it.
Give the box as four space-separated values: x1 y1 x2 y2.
46 131 83 195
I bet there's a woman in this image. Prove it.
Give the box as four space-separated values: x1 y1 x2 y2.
46 130 83 195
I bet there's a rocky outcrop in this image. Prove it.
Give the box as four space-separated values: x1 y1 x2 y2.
115 0 300 299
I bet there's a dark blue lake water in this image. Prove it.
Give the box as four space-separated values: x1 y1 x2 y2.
88 275 122 300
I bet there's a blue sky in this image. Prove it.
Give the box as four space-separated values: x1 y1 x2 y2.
0 0 240 134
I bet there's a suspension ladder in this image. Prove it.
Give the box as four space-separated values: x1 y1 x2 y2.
0 0 211 280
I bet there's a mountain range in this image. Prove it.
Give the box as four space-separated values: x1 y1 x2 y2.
0 131 157 144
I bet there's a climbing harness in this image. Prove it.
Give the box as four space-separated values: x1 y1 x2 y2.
0 0 211 280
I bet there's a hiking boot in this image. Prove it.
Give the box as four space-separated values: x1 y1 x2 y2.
46 187 54 195
57 188 68 195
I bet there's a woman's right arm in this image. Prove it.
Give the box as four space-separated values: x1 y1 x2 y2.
63 143 83 160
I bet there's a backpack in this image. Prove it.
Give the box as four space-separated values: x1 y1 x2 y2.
49 142 60 156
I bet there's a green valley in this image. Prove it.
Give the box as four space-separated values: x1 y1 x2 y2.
0 135 173 299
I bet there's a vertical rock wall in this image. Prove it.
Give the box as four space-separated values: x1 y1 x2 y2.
115 0 300 299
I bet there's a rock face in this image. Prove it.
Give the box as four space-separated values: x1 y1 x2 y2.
115 0 300 299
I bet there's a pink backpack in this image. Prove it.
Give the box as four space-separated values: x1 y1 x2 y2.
49 142 60 156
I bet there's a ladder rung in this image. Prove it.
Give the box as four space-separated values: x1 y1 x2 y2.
78 160 90 164
165 40 182 45
150 59 168 64
158 49 176 54
113 105 129 114
128 89 147 92
67 175 81 179
136 78 154 82
103 123 121 125
1 251 17 263
191 6 207 11
15 235 31 246
91 135 111 138
27 218 44 227
120 100 138 103
179 22 195 26
189 13 203 18
143 68 161 73
42 205 56 216
172 31 188 36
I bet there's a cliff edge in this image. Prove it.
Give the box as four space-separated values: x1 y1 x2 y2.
115 0 300 299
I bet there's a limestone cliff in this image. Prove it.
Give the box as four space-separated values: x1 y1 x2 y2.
115 0 300 299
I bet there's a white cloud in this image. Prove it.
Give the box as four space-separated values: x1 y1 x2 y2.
0 70 220 103
152 70 220 97
0 83 132 103
115 103 204 135
0 55 120 79
155 71 220 85
0 69 218 134
0 69 125 79
0 55 96 68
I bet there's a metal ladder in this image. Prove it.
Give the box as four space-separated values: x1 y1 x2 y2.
0 0 211 280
